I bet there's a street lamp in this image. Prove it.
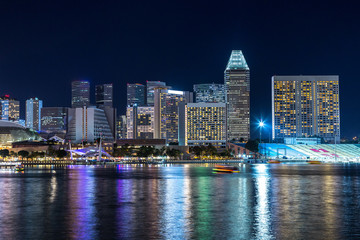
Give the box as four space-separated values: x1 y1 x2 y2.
259 121 264 158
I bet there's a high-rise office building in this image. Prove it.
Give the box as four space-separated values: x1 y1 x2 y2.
193 83 225 103
154 89 192 143
146 81 167 106
224 50 250 142
272 75 340 143
0 95 20 121
127 83 146 106
41 107 68 134
96 84 113 107
126 106 154 139
95 83 116 140
26 97 43 131
116 115 127 139
71 80 90 108
179 103 226 147
66 107 114 143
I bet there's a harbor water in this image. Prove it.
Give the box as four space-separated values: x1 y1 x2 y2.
0 163 360 239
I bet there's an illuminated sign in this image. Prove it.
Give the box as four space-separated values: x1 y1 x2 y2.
168 90 184 95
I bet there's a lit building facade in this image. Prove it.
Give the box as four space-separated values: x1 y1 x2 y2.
0 95 20 121
127 83 146 106
41 107 68 134
272 75 340 143
26 97 43 131
116 115 127 139
224 50 250 142
71 80 90 108
96 83 113 107
66 107 114 144
193 83 225 103
181 103 226 147
146 81 167 106
126 106 154 139
154 89 192 143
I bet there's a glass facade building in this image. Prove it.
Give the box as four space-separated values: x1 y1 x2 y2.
71 80 90 108
127 83 146 106
0 96 20 121
272 75 340 143
26 97 43 131
193 83 225 103
96 84 113 107
41 107 68 134
154 89 192 143
146 81 167 106
224 50 250 142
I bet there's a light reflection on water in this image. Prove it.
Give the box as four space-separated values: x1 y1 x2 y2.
0 164 360 239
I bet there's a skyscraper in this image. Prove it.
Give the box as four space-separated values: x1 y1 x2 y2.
71 80 90 108
127 83 146 106
96 84 113 107
41 107 68 135
154 89 192 143
272 75 340 143
26 97 43 131
146 81 167 106
193 83 225 103
0 95 20 121
224 50 250 142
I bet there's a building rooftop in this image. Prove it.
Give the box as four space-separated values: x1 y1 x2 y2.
225 50 249 70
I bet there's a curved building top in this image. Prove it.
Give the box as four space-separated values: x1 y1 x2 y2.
0 120 26 129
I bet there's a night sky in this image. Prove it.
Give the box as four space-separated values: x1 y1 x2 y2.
0 1 358 138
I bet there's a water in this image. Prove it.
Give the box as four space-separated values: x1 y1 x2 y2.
1 164 360 240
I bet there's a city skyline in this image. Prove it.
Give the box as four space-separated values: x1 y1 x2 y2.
0 1 358 138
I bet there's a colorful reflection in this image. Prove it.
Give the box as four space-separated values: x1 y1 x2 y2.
0 164 359 239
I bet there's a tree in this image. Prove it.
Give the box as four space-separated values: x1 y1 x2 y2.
205 144 217 156
113 144 133 157
0 149 9 158
190 146 202 157
166 148 180 158
137 146 155 157
245 139 259 153
56 150 68 159
10 151 17 157
18 150 29 159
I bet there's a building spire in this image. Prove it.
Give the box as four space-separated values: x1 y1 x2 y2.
225 50 249 70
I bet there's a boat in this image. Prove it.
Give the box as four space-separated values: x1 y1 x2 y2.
213 164 239 173
15 164 25 172
307 160 322 164
267 159 281 164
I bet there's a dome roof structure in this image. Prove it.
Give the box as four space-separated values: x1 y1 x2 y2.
0 120 41 145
